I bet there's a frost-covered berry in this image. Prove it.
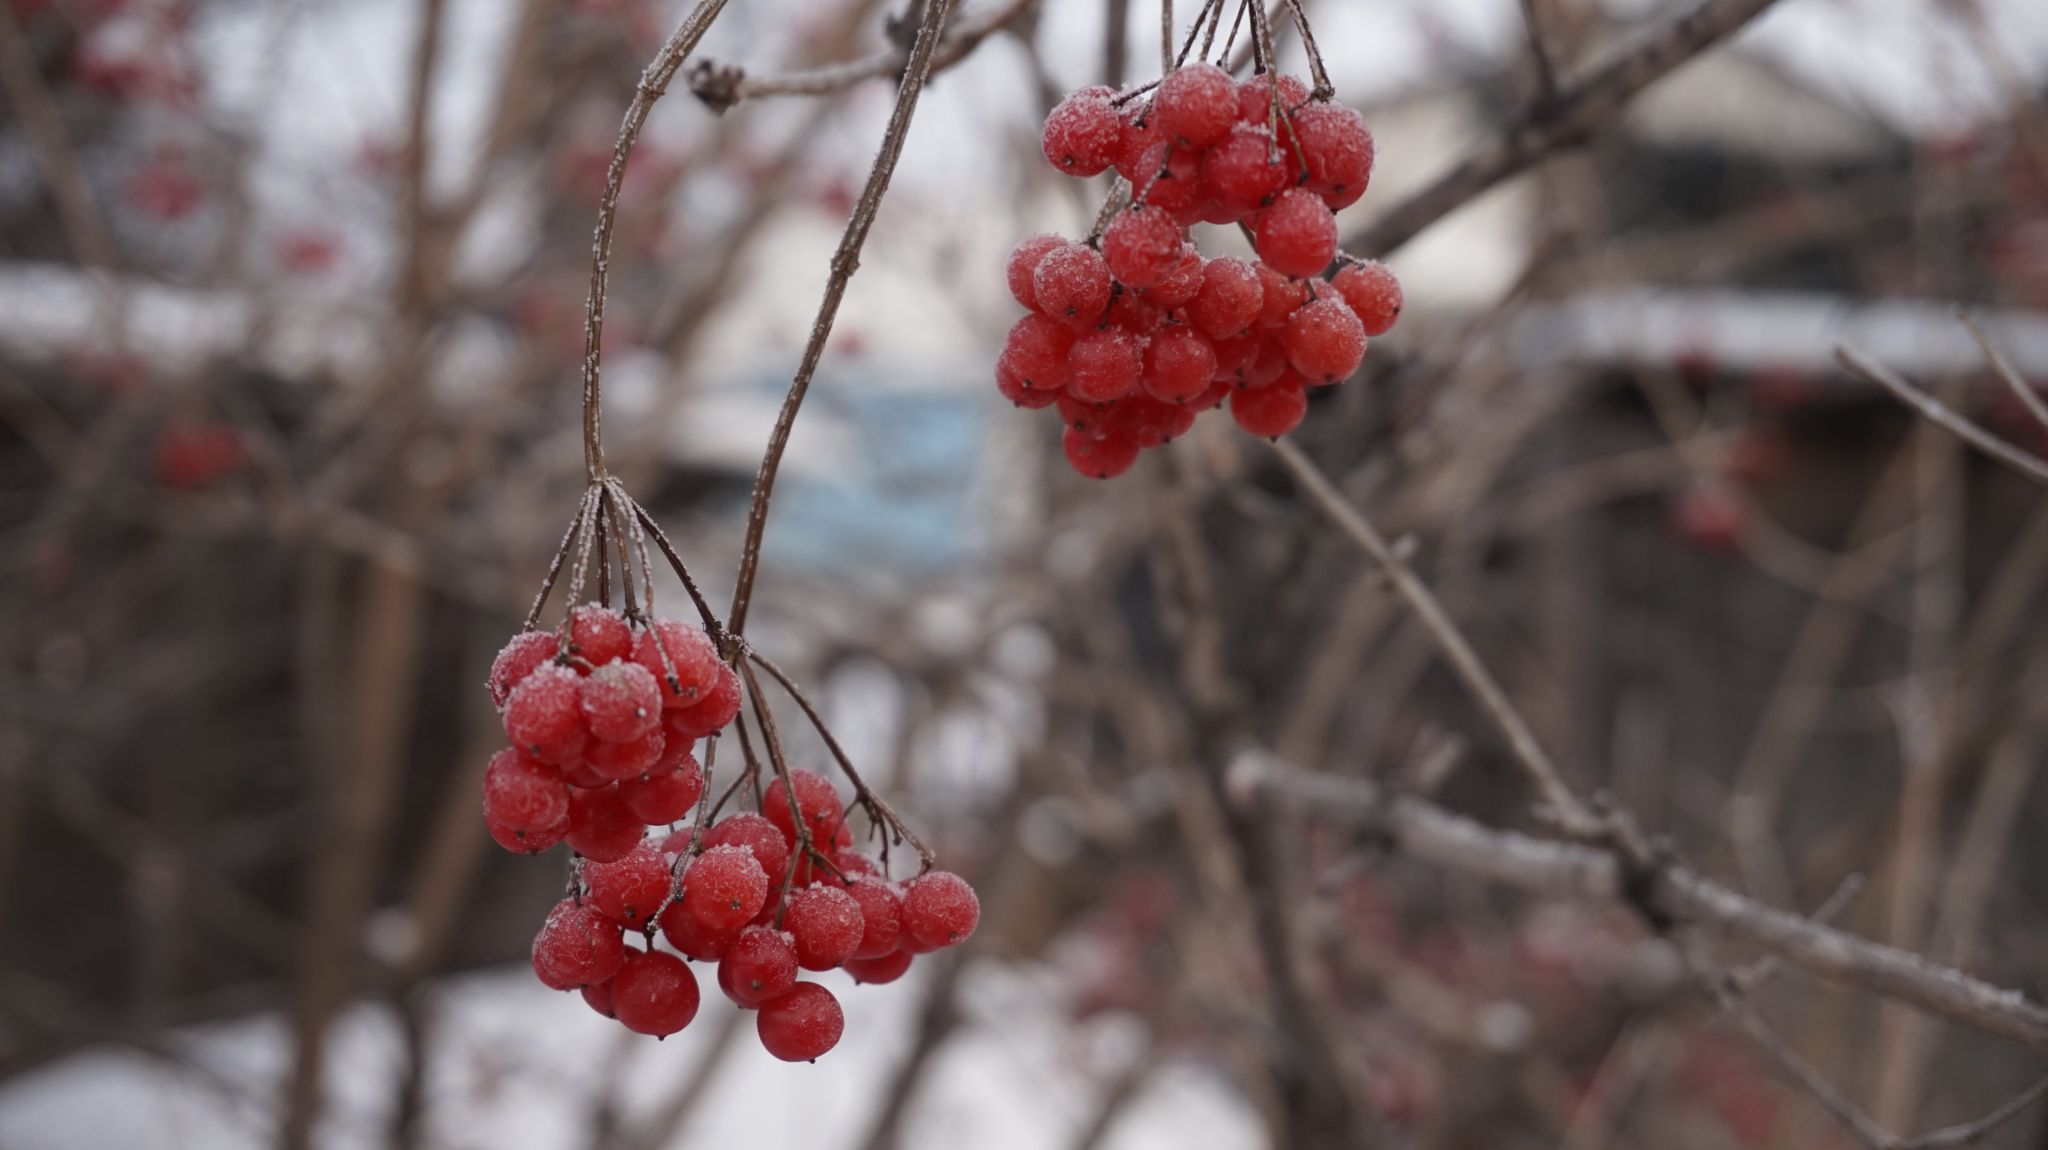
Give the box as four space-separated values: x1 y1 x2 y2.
996 360 1062 409
721 925 799 1006
659 897 738 961
1142 325 1218 404
487 802 568 855
682 844 769 932
663 662 741 740
1282 296 1366 384
611 950 700 1037
565 605 633 666
631 618 722 707
1331 260 1402 336
581 660 662 745
785 885 864 970
1063 426 1141 480
483 748 569 837
533 899 625 989
1115 395 1197 448
1066 329 1144 404
504 663 590 767
757 983 844 1062
1130 141 1207 223
1291 101 1374 210
1230 379 1309 438
566 785 645 862
763 768 844 847
488 631 557 708
844 948 914 985
703 812 790 882
584 844 671 928
1000 313 1075 392
1113 102 1164 183
1041 86 1121 176
620 754 703 824
1142 246 1206 309
1186 256 1263 339
1033 242 1113 328
1255 263 1311 329
845 878 904 960
1236 71 1311 124
581 978 615 1018
1005 233 1065 312
1154 63 1237 149
587 726 666 781
1201 125 1289 217
1101 205 1183 289
1253 189 1337 279
901 871 980 951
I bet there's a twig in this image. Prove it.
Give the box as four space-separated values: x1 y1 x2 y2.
1226 752 2048 1051
1728 872 1863 993
695 0 1028 107
1519 0 1560 99
1346 0 1784 257
1269 438 1598 837
727 0 958 635
1836 344 2048 488
1958 310 2048 431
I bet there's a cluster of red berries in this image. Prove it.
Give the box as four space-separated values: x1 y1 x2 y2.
484 606 980 1061
999 65 1402 478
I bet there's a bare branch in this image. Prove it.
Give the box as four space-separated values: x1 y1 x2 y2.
694 0 1030 108
1958 310 2048 431
1836 344 2048 488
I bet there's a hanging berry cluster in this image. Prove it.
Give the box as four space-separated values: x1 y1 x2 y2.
998 61 1403 479
482 482 977 1062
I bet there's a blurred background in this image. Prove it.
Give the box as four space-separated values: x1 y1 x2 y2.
2 0 2048 1146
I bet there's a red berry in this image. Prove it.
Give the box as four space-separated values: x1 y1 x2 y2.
483 748 570 836
1153 63 1237 149
1230 380 1309 438
846 878 905 959
1236 72 1311 125
835 850 884 883
1141 246 1205 309
1130 141 1207 224
1059 393 1113 436
1189 381 1232 412
845 949 914 986
1253 189 1338 278
1143 325 1218 404
1243 333 1289 388
1186 256 1263 339
785 885 864 970
659 898 738 961
1114 395 1198 447
1063 426 1141 480
620 754 703 823
1291 101 1374 210
1101 205 1183 289
584 844 671 928
580 659 662 744
565 605 633 666
721 925 799 1006
763 768 844 847
533 899 625 989
757 983 844 1062
566 786 645 862
1255 263 1311 329
1041 86 1121 176
611 949 700 1037
1113 103 1164 183
504 664 590 766
1000 313 1075 392
631 618 722 707
488 631 557 708
996 359 1061 410
1331 260 1402 336
1282 296 1366 384
1105 288 1165 336
1672 484 1746 552
587 729 666 784
581 979 615 1018
901 871 980 950
702 812 790 882
1005 233 1065 312
1032 243 1112 328
560 757 612 790
488 803 568 855
1201 125 1289 217
682 844 770 932
663 663 740 740
1067 328 1144 404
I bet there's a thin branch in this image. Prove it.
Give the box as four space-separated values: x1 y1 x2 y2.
1957 310 2048 431
1836 344 2048 488
579 0 733 482
1698 959 1897 1150
693 0 1029 107
1226 752 2048 1052
727 0 958 635
1519 0 1561 99
1269 438 1598 836
1906 1077 2048 1150
1345 0 1784 257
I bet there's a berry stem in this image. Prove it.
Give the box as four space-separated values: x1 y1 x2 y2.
522 486 599 632
686 0 1032 107
578 0 733 486
726 0 957 637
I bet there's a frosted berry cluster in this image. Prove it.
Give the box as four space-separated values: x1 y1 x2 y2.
1000 65 1402 478
484 606 980 1061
